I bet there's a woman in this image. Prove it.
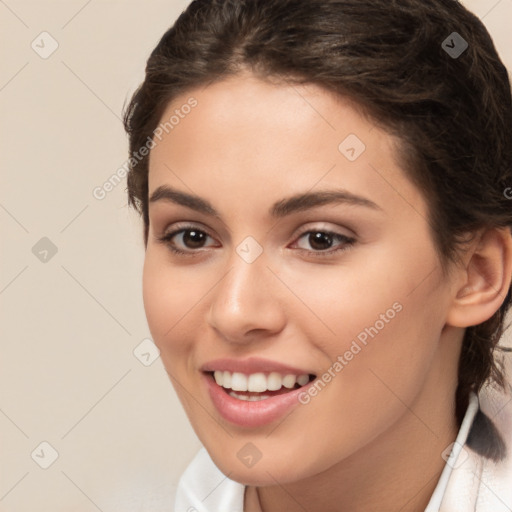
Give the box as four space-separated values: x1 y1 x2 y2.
123 0 512 510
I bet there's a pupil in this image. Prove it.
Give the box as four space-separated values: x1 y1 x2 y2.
309 232 332 250
184 230 205 248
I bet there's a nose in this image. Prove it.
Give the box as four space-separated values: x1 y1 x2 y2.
206 251 287 345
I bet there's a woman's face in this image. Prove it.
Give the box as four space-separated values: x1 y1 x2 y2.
143 73 460 484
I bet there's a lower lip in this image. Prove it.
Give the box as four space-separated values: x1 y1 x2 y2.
203 372 312 428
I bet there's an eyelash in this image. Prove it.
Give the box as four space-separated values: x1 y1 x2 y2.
156 224 356 259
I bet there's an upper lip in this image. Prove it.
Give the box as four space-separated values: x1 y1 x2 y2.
201 357 314 376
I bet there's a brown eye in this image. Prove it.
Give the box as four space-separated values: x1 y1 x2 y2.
308 232 335 251
157 226 218 255
295 230 354 253
181 229 208 249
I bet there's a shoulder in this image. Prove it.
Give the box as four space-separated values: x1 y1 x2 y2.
174 447 246 512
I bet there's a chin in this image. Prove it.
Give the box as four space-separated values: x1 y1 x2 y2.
207 447 312 486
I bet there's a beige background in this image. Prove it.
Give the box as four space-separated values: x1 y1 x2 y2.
1 1 511 510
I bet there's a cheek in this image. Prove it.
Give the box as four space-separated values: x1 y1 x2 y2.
142 252 203 358
142 253 208 417
286 239 447 408
280 246 429 353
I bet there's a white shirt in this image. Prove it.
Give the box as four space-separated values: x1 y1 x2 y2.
174 384 512 512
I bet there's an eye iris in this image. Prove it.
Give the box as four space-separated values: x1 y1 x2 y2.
183 230 206 248
309 232 333 250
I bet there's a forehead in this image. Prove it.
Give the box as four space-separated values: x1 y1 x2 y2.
147 74 428 221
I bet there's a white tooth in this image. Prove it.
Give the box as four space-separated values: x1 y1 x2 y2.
214 371 224 386
229 391 271 401
222 371 305 392
297 374 309 386
249 395 271 401
231 372 248 391
248 373 267 392
229 391 249 401
267 372 283 391
282 374 297 389
223 371 232 389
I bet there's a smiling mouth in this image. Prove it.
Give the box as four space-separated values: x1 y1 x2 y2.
206 370 317 401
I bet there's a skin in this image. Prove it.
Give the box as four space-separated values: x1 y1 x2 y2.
142 72 512 512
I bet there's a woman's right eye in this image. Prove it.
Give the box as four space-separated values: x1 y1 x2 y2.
157 227 219 255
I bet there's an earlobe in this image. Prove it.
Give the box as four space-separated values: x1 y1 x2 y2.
446 227 512 328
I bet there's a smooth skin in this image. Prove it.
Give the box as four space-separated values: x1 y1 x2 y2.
143 72 512 512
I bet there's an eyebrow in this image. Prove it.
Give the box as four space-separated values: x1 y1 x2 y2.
148 185 382 218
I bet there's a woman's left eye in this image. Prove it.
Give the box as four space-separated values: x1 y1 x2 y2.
292 230 356 255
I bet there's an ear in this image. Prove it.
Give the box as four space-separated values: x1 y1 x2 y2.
446 227 512 328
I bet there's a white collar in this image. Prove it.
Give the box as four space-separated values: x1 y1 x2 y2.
424 391 480 511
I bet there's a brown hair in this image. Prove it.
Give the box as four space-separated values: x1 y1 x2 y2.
123 0 512 459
